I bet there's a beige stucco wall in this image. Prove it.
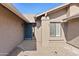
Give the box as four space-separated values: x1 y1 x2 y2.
48 8 67 41
35 3 79 51
0 4 24 55
65 3 79 48
69 4 79 17
41 18 49 47
35 8 68 48
38 4 79 48
66 18 79 48
49 8 67 21
35 19 42 50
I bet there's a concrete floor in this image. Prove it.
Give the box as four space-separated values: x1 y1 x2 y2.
10 40 79 56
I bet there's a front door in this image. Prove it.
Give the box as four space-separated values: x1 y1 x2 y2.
24 23 32 40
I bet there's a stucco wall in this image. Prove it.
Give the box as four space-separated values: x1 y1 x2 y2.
35 8 68 48
0 4 24 55
35 19 42 50
35 3 79 51
48 8 67 41
66 18 79 48
48 8 68 45
41 19 49 47
49 8 67 22
69 4 79 16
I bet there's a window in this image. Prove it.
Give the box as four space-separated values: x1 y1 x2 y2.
50 22 61 37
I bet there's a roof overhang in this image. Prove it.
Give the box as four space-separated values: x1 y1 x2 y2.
23 14 35 23
1 3 29 23
36 3 70 17
63 14 79 22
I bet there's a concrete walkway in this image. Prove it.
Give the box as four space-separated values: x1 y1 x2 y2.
14 41 79 56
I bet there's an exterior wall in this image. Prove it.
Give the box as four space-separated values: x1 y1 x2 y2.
39 3 79 48
35 8 68 48
35 19 42 50
48 8 67 41
69 3 79 17
35 3 79 51
49 8 67 22
66 18 79 48
41 18 49 47
0 4 24 55
65 3 79 48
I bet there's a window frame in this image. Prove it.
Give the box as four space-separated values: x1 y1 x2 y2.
50 22 62 37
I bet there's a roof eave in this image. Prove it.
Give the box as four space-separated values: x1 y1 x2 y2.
63 14 79 22
1 3 29 23
36 3 70 17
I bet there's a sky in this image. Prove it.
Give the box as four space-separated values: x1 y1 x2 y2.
13 3 63 15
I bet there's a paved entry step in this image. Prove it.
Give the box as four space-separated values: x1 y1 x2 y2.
17 42 79 56
64 43 79 55
17 40 36 51
9 41 79 56
9 40 36 56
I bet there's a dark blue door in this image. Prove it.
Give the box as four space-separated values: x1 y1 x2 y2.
24 23 32 40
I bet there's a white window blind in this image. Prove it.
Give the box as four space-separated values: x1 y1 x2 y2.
50 22 61 37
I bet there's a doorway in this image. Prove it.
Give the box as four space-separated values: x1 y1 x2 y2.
24 23 32 40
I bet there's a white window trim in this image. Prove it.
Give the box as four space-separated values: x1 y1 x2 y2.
50 22 61 37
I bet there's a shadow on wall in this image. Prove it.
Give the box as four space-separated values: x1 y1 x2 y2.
66 18 79 41
36 17 42 29
61 17 79 50
61 18 79 49
8 18 42 56
8 25 37 56
7 47 24 56
61 22 68 41
61 18 79 42
8 33 37 56
49 8 67 20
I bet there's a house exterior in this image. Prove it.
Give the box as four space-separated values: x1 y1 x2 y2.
0 3 79 56
0 3 36 56
33 3 79 55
